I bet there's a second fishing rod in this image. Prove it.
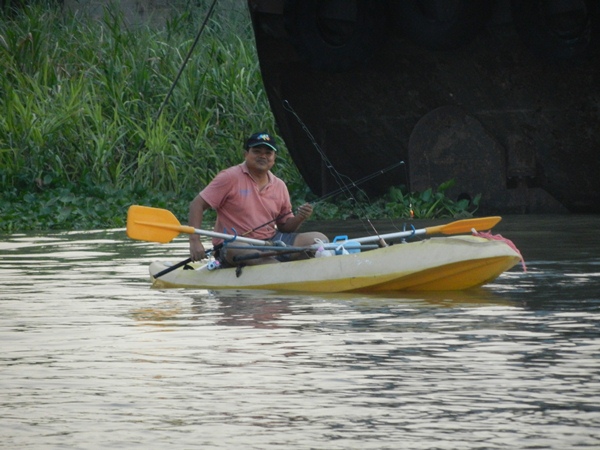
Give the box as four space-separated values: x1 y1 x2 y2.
282 100 401 246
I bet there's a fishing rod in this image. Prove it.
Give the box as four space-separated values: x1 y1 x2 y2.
313 160 405 205
282 100 390 245
241 159 405 236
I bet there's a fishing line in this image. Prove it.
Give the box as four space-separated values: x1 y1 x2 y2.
154 0 217 124
135 0 218 153
241 160 405 236
282 100 363 204
282 100 390 243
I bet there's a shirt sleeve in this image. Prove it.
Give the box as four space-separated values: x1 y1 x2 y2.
199 169 232 209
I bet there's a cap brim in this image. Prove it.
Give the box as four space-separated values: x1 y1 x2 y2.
248 142 277 152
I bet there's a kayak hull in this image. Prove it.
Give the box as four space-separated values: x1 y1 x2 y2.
148 235 521 293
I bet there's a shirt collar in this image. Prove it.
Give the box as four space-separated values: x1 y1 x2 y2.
240 162 272 184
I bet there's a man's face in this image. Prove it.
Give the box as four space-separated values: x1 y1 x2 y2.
245 145 276 171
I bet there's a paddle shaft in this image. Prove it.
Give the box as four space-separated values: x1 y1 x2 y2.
353 228 427 244
351 217 501 244
167 223 493 247
133 220 269 246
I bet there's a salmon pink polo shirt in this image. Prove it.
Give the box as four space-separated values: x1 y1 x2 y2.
199 162 293 244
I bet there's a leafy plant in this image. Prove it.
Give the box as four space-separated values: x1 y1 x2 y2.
383 180 480 219
312 180 480 221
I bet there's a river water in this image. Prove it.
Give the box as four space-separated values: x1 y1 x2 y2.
1 215 599 449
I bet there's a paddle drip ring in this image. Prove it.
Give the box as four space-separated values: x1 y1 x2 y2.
222 228 238 246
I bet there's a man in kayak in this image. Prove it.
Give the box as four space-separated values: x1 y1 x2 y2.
188 131 329 266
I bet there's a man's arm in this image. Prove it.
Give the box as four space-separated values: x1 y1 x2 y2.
277 203 313 233
189 194 211 261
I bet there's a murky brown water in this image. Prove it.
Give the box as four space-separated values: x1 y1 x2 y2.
1 216 599 449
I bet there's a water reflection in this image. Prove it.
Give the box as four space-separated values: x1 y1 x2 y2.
129 287 520 332
1 216 599 449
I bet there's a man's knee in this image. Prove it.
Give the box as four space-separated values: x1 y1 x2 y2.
293 232 329 247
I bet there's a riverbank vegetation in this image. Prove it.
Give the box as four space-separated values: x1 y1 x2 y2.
0 2 478 233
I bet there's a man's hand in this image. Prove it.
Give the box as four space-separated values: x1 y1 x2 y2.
190 238 206 262
297 203 313 220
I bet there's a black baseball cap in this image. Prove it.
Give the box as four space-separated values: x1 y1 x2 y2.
245 132 277 152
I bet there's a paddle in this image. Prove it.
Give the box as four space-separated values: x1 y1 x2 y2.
126 205 269 246
126 205 349 278
126 205 269 279
351 216 502 244
127 205 501 247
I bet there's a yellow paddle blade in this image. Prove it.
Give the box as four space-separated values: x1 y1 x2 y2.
126 205 192 243
425 216 502 236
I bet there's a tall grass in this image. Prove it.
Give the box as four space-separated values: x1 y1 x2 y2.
0 2 294 196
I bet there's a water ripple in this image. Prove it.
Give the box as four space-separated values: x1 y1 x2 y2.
1 224 599 449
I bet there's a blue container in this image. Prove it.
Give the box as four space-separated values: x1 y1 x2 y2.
333 235 361 255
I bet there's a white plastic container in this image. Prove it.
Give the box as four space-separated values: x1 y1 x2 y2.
333 235 361 255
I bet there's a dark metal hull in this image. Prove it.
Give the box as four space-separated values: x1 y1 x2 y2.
248 0 600 213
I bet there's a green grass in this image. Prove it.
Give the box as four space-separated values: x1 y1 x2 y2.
0 2 479 233
0 2 279 192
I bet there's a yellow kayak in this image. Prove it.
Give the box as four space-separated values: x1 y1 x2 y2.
149 235 522 292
